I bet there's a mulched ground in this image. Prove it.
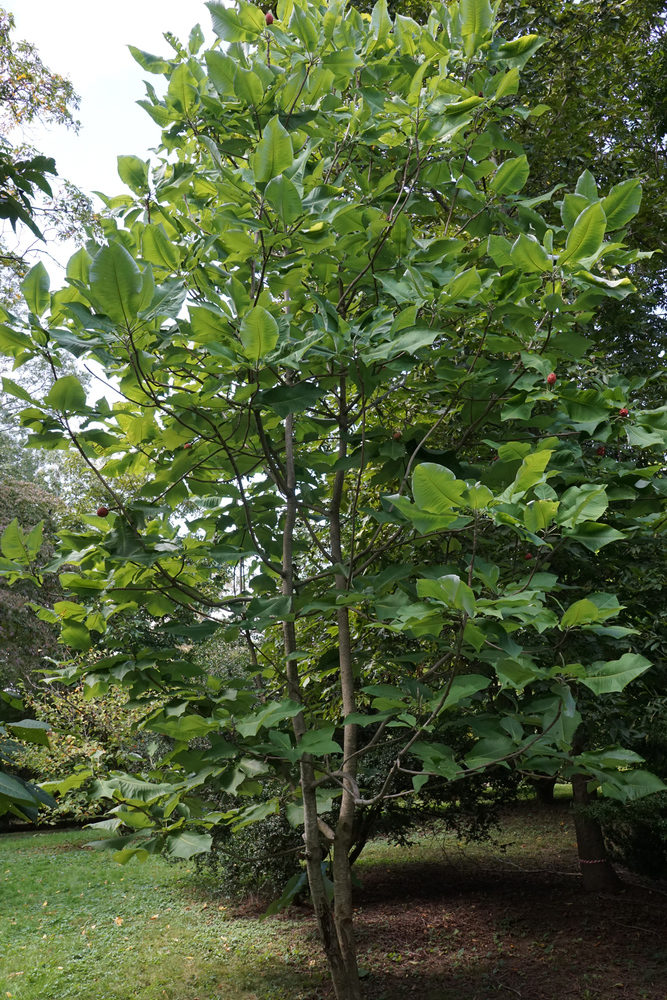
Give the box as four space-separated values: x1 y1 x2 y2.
268 802 667 1000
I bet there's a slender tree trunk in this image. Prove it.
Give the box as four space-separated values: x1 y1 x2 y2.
571 774 621 892
329 375 362 998
282 408 362 1000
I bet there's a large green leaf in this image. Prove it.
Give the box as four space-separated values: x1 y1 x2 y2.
44 374 87 412
490 155 529 195
265 174 303 225
417 575 476 616
601 178 642 230
412 463 466 511
559 202 606 265
89 243 142 324
252 115 294 183
560 599 602 629
600 769 666 802
556 484 608 527
165 831 212 859
239 307 279 361
20 262 50 316
510 234 551 273
117 155 149 194
142 224 180 271
580 653 651 695
460 0 493 56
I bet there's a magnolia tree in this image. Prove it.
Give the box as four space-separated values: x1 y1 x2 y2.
1 0 666 996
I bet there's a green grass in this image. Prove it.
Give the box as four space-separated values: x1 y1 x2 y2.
0 829 324 1000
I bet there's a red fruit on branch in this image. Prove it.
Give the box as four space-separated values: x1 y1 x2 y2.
265 10 274 23
392 430 402 441
546 372 557 386
524 552 533 560
596 445 606 456
618 407 629 417
96 506 109 517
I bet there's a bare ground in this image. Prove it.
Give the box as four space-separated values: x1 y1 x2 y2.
260 802 667 1000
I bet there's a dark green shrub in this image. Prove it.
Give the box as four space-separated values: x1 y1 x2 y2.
590 793 667 878
196 805 303 902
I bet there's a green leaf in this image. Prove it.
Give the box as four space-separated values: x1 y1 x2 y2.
369 0 392 50
117 155 149 194
6 719 51 746
510 234 551 273
128 46 171 74
21 262 50 316
1 519 30 562
165 831 212 859
581 653 651 695
557 484 608 527
142 224 180 271
601 770 666 802
265 174 303 225
89 243 142 324
205 50 236 96
0 771 46 808
564 522 625 552
207 2 247 41
495 657 542 689
252 116 293 184
233 67 264 106
560 193 589 229
560 599 602 629
574 170 598 201
412 463 466 511
559 202 606 265
44 374 87 412
297 726 342 757
524 499 558 532
149 715 218 740
490 155 529 195
440 674 489 709
460 0 493 56
417 575 476 616
0 324 33 353
239 306 279 362
66 247 92 283
496 34 544 67
601 178 642 230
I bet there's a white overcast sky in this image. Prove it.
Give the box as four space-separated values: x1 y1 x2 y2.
7 0 212 198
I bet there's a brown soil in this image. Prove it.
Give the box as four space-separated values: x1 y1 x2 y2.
276 803 667 1000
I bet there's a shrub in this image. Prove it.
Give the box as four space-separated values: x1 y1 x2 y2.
14 684 154 823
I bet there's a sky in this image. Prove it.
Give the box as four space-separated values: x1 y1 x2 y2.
7 0 213 200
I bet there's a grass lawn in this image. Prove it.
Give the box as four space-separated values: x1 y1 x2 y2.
1 804 666 1000
0 828 323 1000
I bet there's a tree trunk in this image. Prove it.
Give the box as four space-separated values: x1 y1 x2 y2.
532 775 557 804
282 406 363 1000
571 774 621 892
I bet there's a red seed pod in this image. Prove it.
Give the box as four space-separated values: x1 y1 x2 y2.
596 445 606 456
96 505 109 518
524 552 533 560
546 372 557 387
265 10 274 24
618 407 629 417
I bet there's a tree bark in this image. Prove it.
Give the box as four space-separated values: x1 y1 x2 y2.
282 407 363 1000
531 775 557 805
571 773 621 892
329 375 362 997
